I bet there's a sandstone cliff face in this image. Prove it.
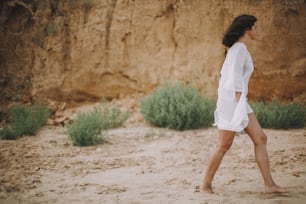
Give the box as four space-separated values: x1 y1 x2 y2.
0 0 305 105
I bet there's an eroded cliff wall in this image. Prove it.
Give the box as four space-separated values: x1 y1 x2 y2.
0 0 305 105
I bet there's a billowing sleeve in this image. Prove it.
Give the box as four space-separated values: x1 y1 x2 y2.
224 44 246 92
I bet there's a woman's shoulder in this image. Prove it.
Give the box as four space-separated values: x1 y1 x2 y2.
231 42 247 50
228 42 248 54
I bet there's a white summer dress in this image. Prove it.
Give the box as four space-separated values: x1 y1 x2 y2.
214 42 254 132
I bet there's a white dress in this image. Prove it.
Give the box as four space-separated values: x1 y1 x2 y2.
214 42 254 132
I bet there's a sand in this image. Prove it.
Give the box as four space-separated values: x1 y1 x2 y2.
0 102 306 204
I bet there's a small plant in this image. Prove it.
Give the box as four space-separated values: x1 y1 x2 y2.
0 110 7 122
0 103 49 140
99 103 130 130
251 99 306 129
66 103 129 146
144 128 167 138
140 81 215 131
66 107 107 146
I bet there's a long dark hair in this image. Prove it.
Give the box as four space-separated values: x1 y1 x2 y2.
222 14 257 47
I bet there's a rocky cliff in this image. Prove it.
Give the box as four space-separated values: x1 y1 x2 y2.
0 0 305 106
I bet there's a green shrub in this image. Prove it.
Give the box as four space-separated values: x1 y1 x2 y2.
0 103 49 140
0 110 7 121
66 107 106 146
140 81 215 131
99 102 130 130
66 103 129 146
251 99 306 129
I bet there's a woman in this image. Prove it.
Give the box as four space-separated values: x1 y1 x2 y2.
202 14 289 194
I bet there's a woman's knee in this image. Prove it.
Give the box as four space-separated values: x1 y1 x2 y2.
254 133 267 145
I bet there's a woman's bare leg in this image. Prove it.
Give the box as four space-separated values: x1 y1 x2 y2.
202 130 236 193
244 113 289 194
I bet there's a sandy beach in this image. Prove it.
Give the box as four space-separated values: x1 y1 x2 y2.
0 101 305 204
1 0 305 203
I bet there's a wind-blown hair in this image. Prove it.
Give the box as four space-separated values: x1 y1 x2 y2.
222 14 257 47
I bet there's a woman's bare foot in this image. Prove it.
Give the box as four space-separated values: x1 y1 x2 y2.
202 183 214 194
265 185 289 194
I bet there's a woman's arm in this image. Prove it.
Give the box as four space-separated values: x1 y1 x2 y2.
224 44 246 93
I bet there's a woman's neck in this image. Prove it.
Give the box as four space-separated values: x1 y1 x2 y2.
238 35 251 47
